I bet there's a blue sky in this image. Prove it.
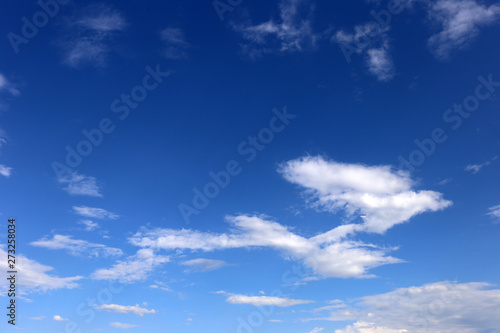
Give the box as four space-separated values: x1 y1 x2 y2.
1 0 500 332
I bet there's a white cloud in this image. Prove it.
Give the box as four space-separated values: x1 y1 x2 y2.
181 258 227 272
308 327 324 333
0 164 13 177
331 22 394 81
58 172 102 197
78 219 99 231
91 249 169 283
220 292 314 307
29 316 46 320
427 0 500 59
31 235 122 257
278 156 452 233
61 3 127 67
308 281 500 333
233 0 318 58
149 280 171 292
130 214 402 278
0 73 20 96
73 205 119 219
465 156 496 174
487 204 500 223
0 247 82 293
53 315 69 321
160 27 190 59
110 322 138 329
98 304 156 316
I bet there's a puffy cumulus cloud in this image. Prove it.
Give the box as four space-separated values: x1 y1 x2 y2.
72 205 119 219
278 156 451 233
130 215 402 278
181 258 227 272
427 0 500 59
233 0 319 59
53 315 69 321
218 291 314 307
30 234 123 257
98 304 156 316
0 248 82 293
308 281 500 333
91 249 169 283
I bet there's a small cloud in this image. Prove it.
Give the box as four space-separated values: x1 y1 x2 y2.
53 315 69 321
73 206 119 219
160 27 190 59
31 234 123 258
487 205 500 223
29 316 46 320
98 304 156 316
181 258 227 272
438 178 452 185
465 156 496 174
0 164 13 177
308 328 324 333
0 73 20 96
268 319 283 322
110 322 138 329
58 172 102 197
219 292 314 307
78 219 99 231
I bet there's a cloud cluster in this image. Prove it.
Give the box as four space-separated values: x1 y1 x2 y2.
57 172 102 197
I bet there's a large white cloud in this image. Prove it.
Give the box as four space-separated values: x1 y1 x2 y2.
278 156 452 233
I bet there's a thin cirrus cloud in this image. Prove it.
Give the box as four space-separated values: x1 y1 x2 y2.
426 0 500 60
61 3 127 67
306 281 500 333
487 205 500 223
30 234 123 258
160 27 190 59
0 247 82 293
232 0 319 59
72 205 119 219
91 248 169 283
98 304 156 316
217 291 314 307
0 73 20 96
331 22 394 81
110 322 138 329
181 258 228 272
57 172 102 197
278 156 452 234
78 219 99 231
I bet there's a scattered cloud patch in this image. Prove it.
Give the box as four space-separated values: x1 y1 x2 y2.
427 0 500 59
465 156 497 174
181 258 227 272
308 328 324 333
487 205 500 223
61 3 127 67
92 249 169 283
219 292 314 307
110 322 138 329
0 164 13 177
0 73 20 96
53 315 69 321
160 27 190 59
98 304 156 316
29 316 46 320
73 205 119 219
78 219 99 231
31 235 123 257
58 172 102 197
233 0 319 59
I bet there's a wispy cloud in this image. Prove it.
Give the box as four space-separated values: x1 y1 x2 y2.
181 258 227 272
0 247 82 293
331 23 394 81
311 281 500 333
57 172 102 197
465 156 497 174
0 164 13 177
487 205 500 223
308 328 324 333
98 304 156 316
0 73 20 96
217 291 314 307
61 3 127 67
427 0 500 59
110 322 138 329
78 219 99 231
233 0 319 59
31 235 123 257
73 205 119 219
160 27 190 59
29 316 46 320
92 249 169 283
